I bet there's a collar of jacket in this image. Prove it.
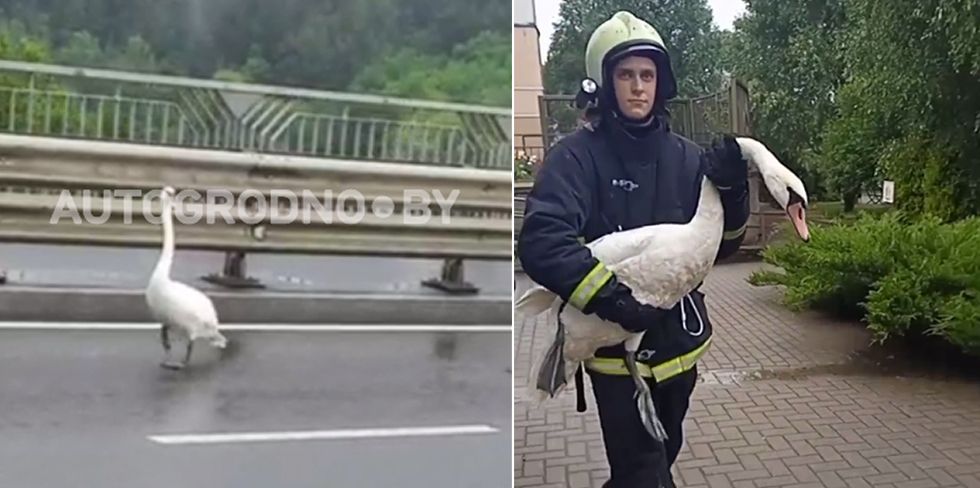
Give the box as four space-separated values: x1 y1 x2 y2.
596 113 671 167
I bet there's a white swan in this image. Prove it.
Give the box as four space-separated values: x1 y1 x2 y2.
145 186 227 370
516 137 809 438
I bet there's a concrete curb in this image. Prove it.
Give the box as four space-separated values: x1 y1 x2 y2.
0 286 512 325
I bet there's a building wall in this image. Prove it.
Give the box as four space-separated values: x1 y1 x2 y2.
513 0 545 159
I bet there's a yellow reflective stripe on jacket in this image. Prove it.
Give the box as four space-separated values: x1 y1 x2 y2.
585 337 713 382
723 221 747 240
569 262 613 310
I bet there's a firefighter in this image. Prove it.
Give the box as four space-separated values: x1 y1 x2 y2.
517 10 751 487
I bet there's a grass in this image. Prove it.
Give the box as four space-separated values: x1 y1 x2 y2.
809 201 893 222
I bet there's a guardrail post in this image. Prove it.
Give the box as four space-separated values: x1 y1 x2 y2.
0 268 6 285
201 251 265 289
422 257 478 295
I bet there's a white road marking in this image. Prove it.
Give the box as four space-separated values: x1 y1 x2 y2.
147 424 501 445
0 321 510 333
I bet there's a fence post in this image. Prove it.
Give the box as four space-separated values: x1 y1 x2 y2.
201 251 265 289
422 257 479 294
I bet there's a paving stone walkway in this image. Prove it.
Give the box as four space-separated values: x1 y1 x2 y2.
514 262 980 488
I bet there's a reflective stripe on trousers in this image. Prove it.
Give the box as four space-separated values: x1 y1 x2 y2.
586 335 711 384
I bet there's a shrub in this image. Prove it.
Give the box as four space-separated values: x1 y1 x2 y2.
750 214 980 355
865 217 980 354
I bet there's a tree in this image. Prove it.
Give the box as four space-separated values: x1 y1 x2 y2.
725 0 846 202
350 31 510 106
0 22 83 134
544 0 723 97
112 35 160 72
239 44 271 83
0 0 510 93
823 0 980 217
54 31 104 67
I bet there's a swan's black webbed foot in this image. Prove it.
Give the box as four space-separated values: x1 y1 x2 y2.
159 324 182 369
160 324 171 352
182 340 194 366
160 360 185 370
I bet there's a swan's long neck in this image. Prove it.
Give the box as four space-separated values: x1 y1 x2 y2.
152 198 174 282
693 140 770 231
691 175 724 231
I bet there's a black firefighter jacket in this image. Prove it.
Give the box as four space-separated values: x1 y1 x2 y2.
517 118 750 368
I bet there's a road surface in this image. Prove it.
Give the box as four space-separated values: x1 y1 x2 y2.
0 323 512 487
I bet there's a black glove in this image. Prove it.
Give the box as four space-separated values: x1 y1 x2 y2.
584 274 671 333
703 134 748 192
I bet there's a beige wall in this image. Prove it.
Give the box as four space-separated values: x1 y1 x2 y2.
514 22 544 159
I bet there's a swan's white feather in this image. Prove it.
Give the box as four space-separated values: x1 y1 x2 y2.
521 137 806 400
146 279 222 342
145 188 227 352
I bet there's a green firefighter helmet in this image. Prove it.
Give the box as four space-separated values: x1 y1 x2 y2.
583 11 677 101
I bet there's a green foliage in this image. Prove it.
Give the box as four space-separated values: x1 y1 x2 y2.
818 78 892 210
864 217 980 354
0 19 52 63
833 0 980 218
544 0 723 97
810 200 890 221
344 30 510 162
239 44 271 83
751 214 980 355
877 133 962 221
54 31 103 67
725 0 846 202
731 0 980 216
0 0 511 100
0 21 84 134
750 213 906 318
350 31 511 106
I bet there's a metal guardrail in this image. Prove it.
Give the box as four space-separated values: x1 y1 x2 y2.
513 183 531 272
0 133 512 291
0 60 512 170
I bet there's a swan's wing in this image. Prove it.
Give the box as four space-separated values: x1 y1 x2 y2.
165 281 220 328
514 285 558 317
586 226 659 268
603 224 702 308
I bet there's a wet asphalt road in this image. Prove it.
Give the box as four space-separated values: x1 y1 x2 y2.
0 327 512 487
0 243 512 296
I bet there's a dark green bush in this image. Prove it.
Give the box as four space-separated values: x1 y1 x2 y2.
750 213 980 355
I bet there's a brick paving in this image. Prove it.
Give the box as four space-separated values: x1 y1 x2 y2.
514 262 980 488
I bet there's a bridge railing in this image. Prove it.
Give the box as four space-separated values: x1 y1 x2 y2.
0 62 513 293
0 60 512 170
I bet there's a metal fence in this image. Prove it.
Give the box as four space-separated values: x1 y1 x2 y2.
0 60 512 170
536 76 751 149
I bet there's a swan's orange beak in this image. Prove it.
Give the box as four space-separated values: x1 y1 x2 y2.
787 202 809 242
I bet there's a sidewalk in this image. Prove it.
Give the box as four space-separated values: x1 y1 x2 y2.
514 262 980 488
